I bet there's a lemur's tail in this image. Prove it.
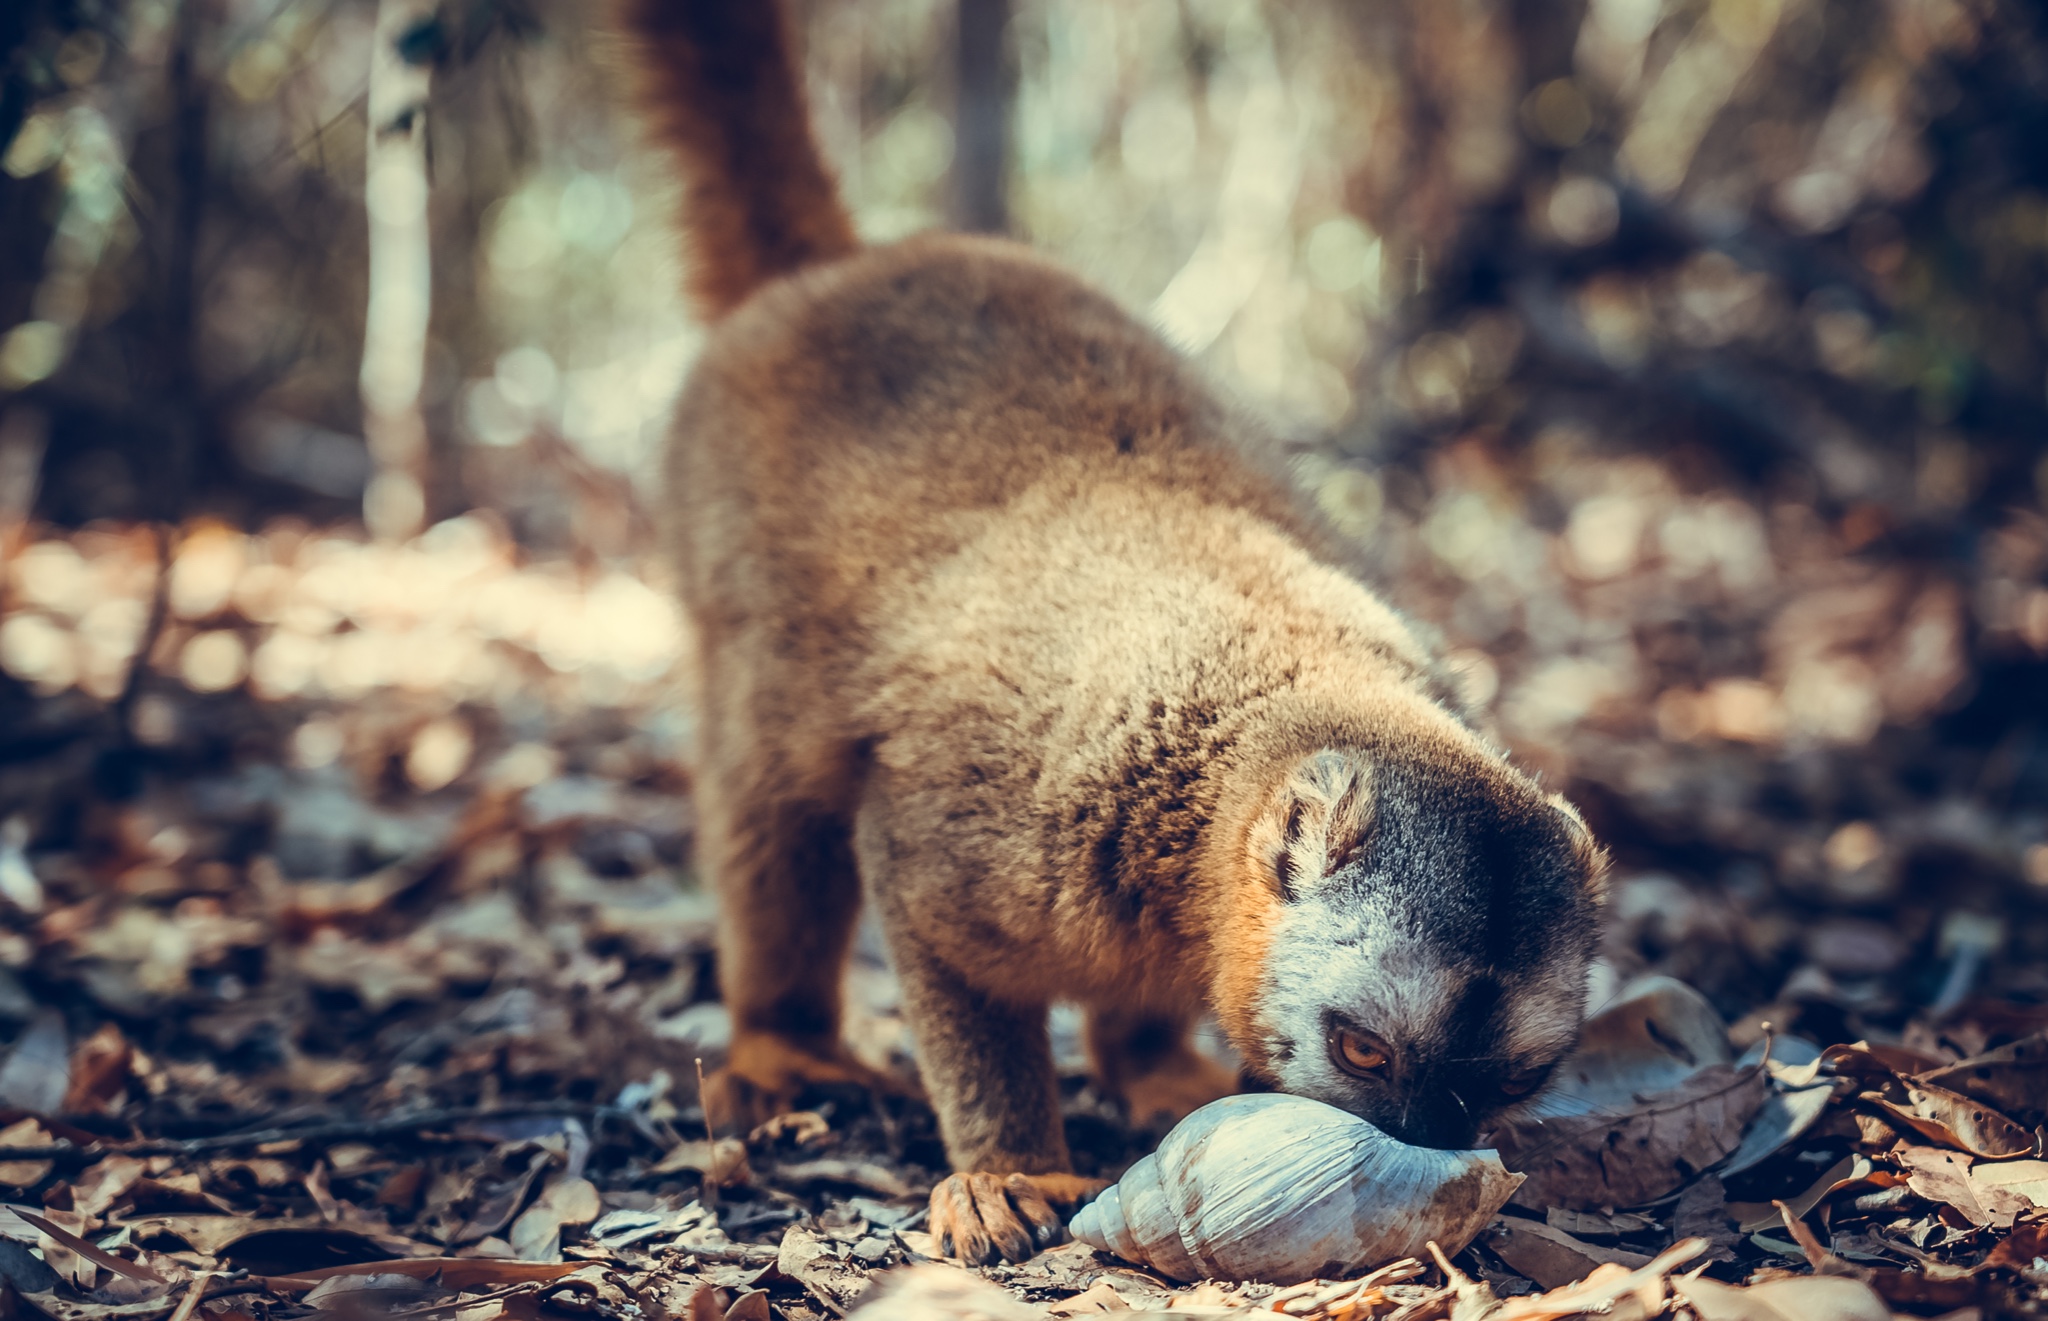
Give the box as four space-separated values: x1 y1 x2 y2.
616 0 857 320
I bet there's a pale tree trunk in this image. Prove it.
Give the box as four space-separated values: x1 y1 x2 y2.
358 0 437 542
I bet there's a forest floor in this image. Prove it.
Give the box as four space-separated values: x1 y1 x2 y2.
2 471 2047 1320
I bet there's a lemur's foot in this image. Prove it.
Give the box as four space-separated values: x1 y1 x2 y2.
702 1031 913 1131
928 1171 1106 1265
1117 1048 1240 1130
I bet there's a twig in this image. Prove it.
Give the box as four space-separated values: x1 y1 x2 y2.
0 1101 626 1163
167 1273 213 1321
695 1057 719 1214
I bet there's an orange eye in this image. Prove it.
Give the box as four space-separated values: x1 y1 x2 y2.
1500 1071 1544 1098
1330 1028 1392 1078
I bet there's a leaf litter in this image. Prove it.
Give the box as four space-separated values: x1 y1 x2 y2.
1 514 2047 1320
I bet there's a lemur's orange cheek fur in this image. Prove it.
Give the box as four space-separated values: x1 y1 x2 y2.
1212 879 1283 1075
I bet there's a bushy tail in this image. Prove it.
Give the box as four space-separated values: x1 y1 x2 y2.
616 0 858 320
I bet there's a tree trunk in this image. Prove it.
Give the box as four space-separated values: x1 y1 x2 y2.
359 0 438 542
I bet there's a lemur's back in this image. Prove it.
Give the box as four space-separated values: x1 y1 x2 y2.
664 233 1319 655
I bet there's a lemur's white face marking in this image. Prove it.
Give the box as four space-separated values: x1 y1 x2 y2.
1240 747 1602 1149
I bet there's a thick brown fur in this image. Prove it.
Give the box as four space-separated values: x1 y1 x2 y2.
614 0 855 318
621 0 1605 1269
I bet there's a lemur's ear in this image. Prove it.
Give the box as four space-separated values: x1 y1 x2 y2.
1549 793 1610 900
1249 750 1375 902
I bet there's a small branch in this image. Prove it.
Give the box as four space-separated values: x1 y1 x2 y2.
0 1101 630 1165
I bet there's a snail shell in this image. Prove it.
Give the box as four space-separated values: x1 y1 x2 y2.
1070 1093 1522 1284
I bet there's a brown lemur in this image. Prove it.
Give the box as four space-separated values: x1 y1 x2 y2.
617 0 1607 1268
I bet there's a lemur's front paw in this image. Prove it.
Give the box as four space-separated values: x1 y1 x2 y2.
703 1032 913 1132
928 1172 1104 1265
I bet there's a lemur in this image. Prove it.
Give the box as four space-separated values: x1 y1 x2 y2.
617 0 1606 1267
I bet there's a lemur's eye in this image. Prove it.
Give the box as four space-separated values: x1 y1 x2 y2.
1329 1028 1392 1078
1499 1070 1544 1098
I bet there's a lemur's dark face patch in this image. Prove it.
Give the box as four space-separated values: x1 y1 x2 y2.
1249 747 1602 1149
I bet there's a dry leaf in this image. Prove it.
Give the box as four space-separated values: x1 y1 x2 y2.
450 1151 553 1245
264 1258 587 1292
505 1174 599 1263
1917 1034 2048 1127
1479 1217 1650 1289
14 1208 165 1284
845 1265 1041 1321
1859 1080 2034 1159
62 1025 134 1115
1042 1280 1131 1315
1967 1159 2048 1214
773 1160 913 1199
0 1117 56 1187
0 1012 69 1116
72 1156 148 1217
1485 1238 1706 1321
749 1112 830 1147
648 1139 749 1187
1680 1273 1891 1321
1897 1148 2047 1228
299 1272 439 1307
1982 1218 2048 1274
1522 977 1732 1122
1495 1062 1769 1209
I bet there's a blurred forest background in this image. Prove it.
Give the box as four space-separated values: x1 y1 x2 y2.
4 0 2048 1124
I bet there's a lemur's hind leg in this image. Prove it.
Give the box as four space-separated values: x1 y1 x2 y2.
1086 1007 1240 1131
694 718 901 1128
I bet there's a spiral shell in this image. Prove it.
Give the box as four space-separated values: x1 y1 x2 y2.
1070 1093 1522 1284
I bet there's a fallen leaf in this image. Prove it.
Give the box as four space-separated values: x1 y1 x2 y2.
215 1226 434 1276
1964 1158 2048 1215
844 1265 1040 1321
648 1139 749 1187
12 1293 184 1321
264 1258 587 1292
299 1272 440 1308
1495 1062 1769 1209
305 1161 341 1222
773 1160 914 1200
450 1151 552 1245
1485 1238 1706 1321
1860 1080 2034 1159
1718 1042 1838 1178
0 1014 69 1117
587 1202 713 1249
778 1224 870 1315
1042 1280 1130 1315
71 1157 148 1217
0 1118 55 1187
722 1290 771 1321
1982 1218 2048 1274
1522 977 1732 1122
61 1026 133 1116
1917 1034 2048 1127
1480 1217 1650 1289
1672 1174 1743 1261
0 1235 59 1292
1771 1199 1862 1275
505 1176 596 1264
1541 1207 1655 1238
14 1209 165 1284
1680 1273 1891 1321
748 1112 829 1147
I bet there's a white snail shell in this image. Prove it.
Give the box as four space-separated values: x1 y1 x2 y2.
1069 1093 1523 1284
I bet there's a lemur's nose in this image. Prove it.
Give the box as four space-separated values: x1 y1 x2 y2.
1380 1098 1480 1151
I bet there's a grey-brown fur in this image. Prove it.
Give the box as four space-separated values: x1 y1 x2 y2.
619 0 1607 1267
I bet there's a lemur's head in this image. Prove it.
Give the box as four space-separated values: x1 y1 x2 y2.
1215 741 1605 1150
